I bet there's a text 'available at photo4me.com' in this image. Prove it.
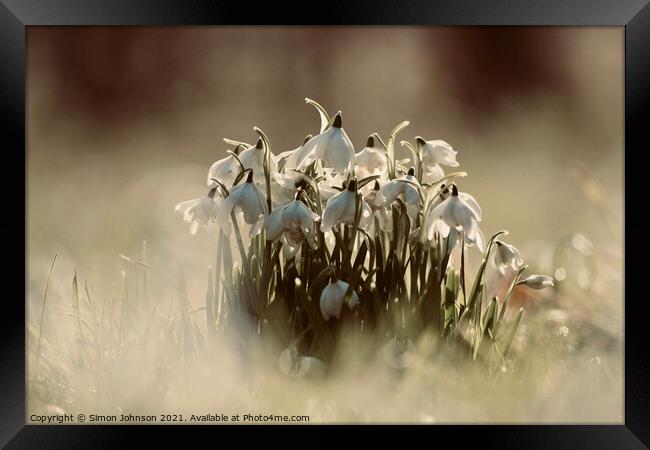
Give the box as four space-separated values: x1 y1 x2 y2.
29 413 311 424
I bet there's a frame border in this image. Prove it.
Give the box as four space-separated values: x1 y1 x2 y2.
3 1 647 447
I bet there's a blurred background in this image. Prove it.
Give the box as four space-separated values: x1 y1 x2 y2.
26 27 624 421
27 26 623 286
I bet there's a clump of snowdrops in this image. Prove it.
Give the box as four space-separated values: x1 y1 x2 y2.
175 98 554 377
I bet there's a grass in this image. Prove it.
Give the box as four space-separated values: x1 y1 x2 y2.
26 99 623 424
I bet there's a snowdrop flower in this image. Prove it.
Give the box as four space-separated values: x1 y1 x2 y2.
277 135 314 171
280 236 302 260
265 198 319 250
519 275 555 290
493 240 524 275
278 347 325 379
174 188 219 235
320 277 359 320
238 139 278 186
271 170 309 205
317 171 348 201
219 171 268 228
298 114 355 174
422 165 446 184
416 137 459 169
320 178 373 233
425 185 484 251
354 136 387 179
375 168 422 219
429 184 482 221
207 152 241 189
364 181 392 232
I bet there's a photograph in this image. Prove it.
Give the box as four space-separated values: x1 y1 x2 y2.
25 26 624 425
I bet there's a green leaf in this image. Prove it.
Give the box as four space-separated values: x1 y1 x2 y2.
502 308 523 358
386 121 410 180
295 277 334 358
305 98 331 133
223 138 251 148
400 140 421 182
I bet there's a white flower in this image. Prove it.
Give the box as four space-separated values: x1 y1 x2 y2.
280 235 301 260
278 347 325 378
207 154 240 189
424 185 484 251
174 188 220 235
375 168 422 219
320 179 373 233
364 181 393 232
319 278 359 320
422 164 446 184
354 136 387 179
218 171 268 229
429 184 482 220
416 137 459 169
493 240 524 275
265 199 319 249
298 114 355 174
270 171 309 205
277 135 314 171
237 139 278 186
317 171 349 201
519 275 555 290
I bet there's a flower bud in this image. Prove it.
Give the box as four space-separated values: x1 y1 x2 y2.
520 275 554 289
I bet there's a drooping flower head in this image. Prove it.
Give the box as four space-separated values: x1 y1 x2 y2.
493 240 524 275
320 275 359 321
429 183 482 221
364 180 393 232
237 139 278 186
416 137 459 169
174 187 220 235
298 113 355 174
207 149 241 189
265 197 319 251
278 346 325 379
277 135 314 172
354 136 388 179
375 167 422 219
271 170 310 205
519 274 555 290
218 170 268 233
317 171 349 201
320 178 373 233
424 185 484 251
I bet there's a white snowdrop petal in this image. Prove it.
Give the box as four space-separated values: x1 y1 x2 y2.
189 221 200 235
250 215 266 238
452 198 475 231
376 182 402 206
175 198 199 214
404 184 420 206
208 156 239 188
321 190 349 232
422 164 445 184
460 193 482 221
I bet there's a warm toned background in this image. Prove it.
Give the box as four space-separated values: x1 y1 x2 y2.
26 26 624 423
27 26 623 312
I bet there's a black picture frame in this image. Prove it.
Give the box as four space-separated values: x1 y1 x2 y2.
2 1 647 448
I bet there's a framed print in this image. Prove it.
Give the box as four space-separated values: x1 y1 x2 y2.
2 0 648 447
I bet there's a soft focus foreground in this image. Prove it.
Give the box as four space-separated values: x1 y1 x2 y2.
27 27 623 423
